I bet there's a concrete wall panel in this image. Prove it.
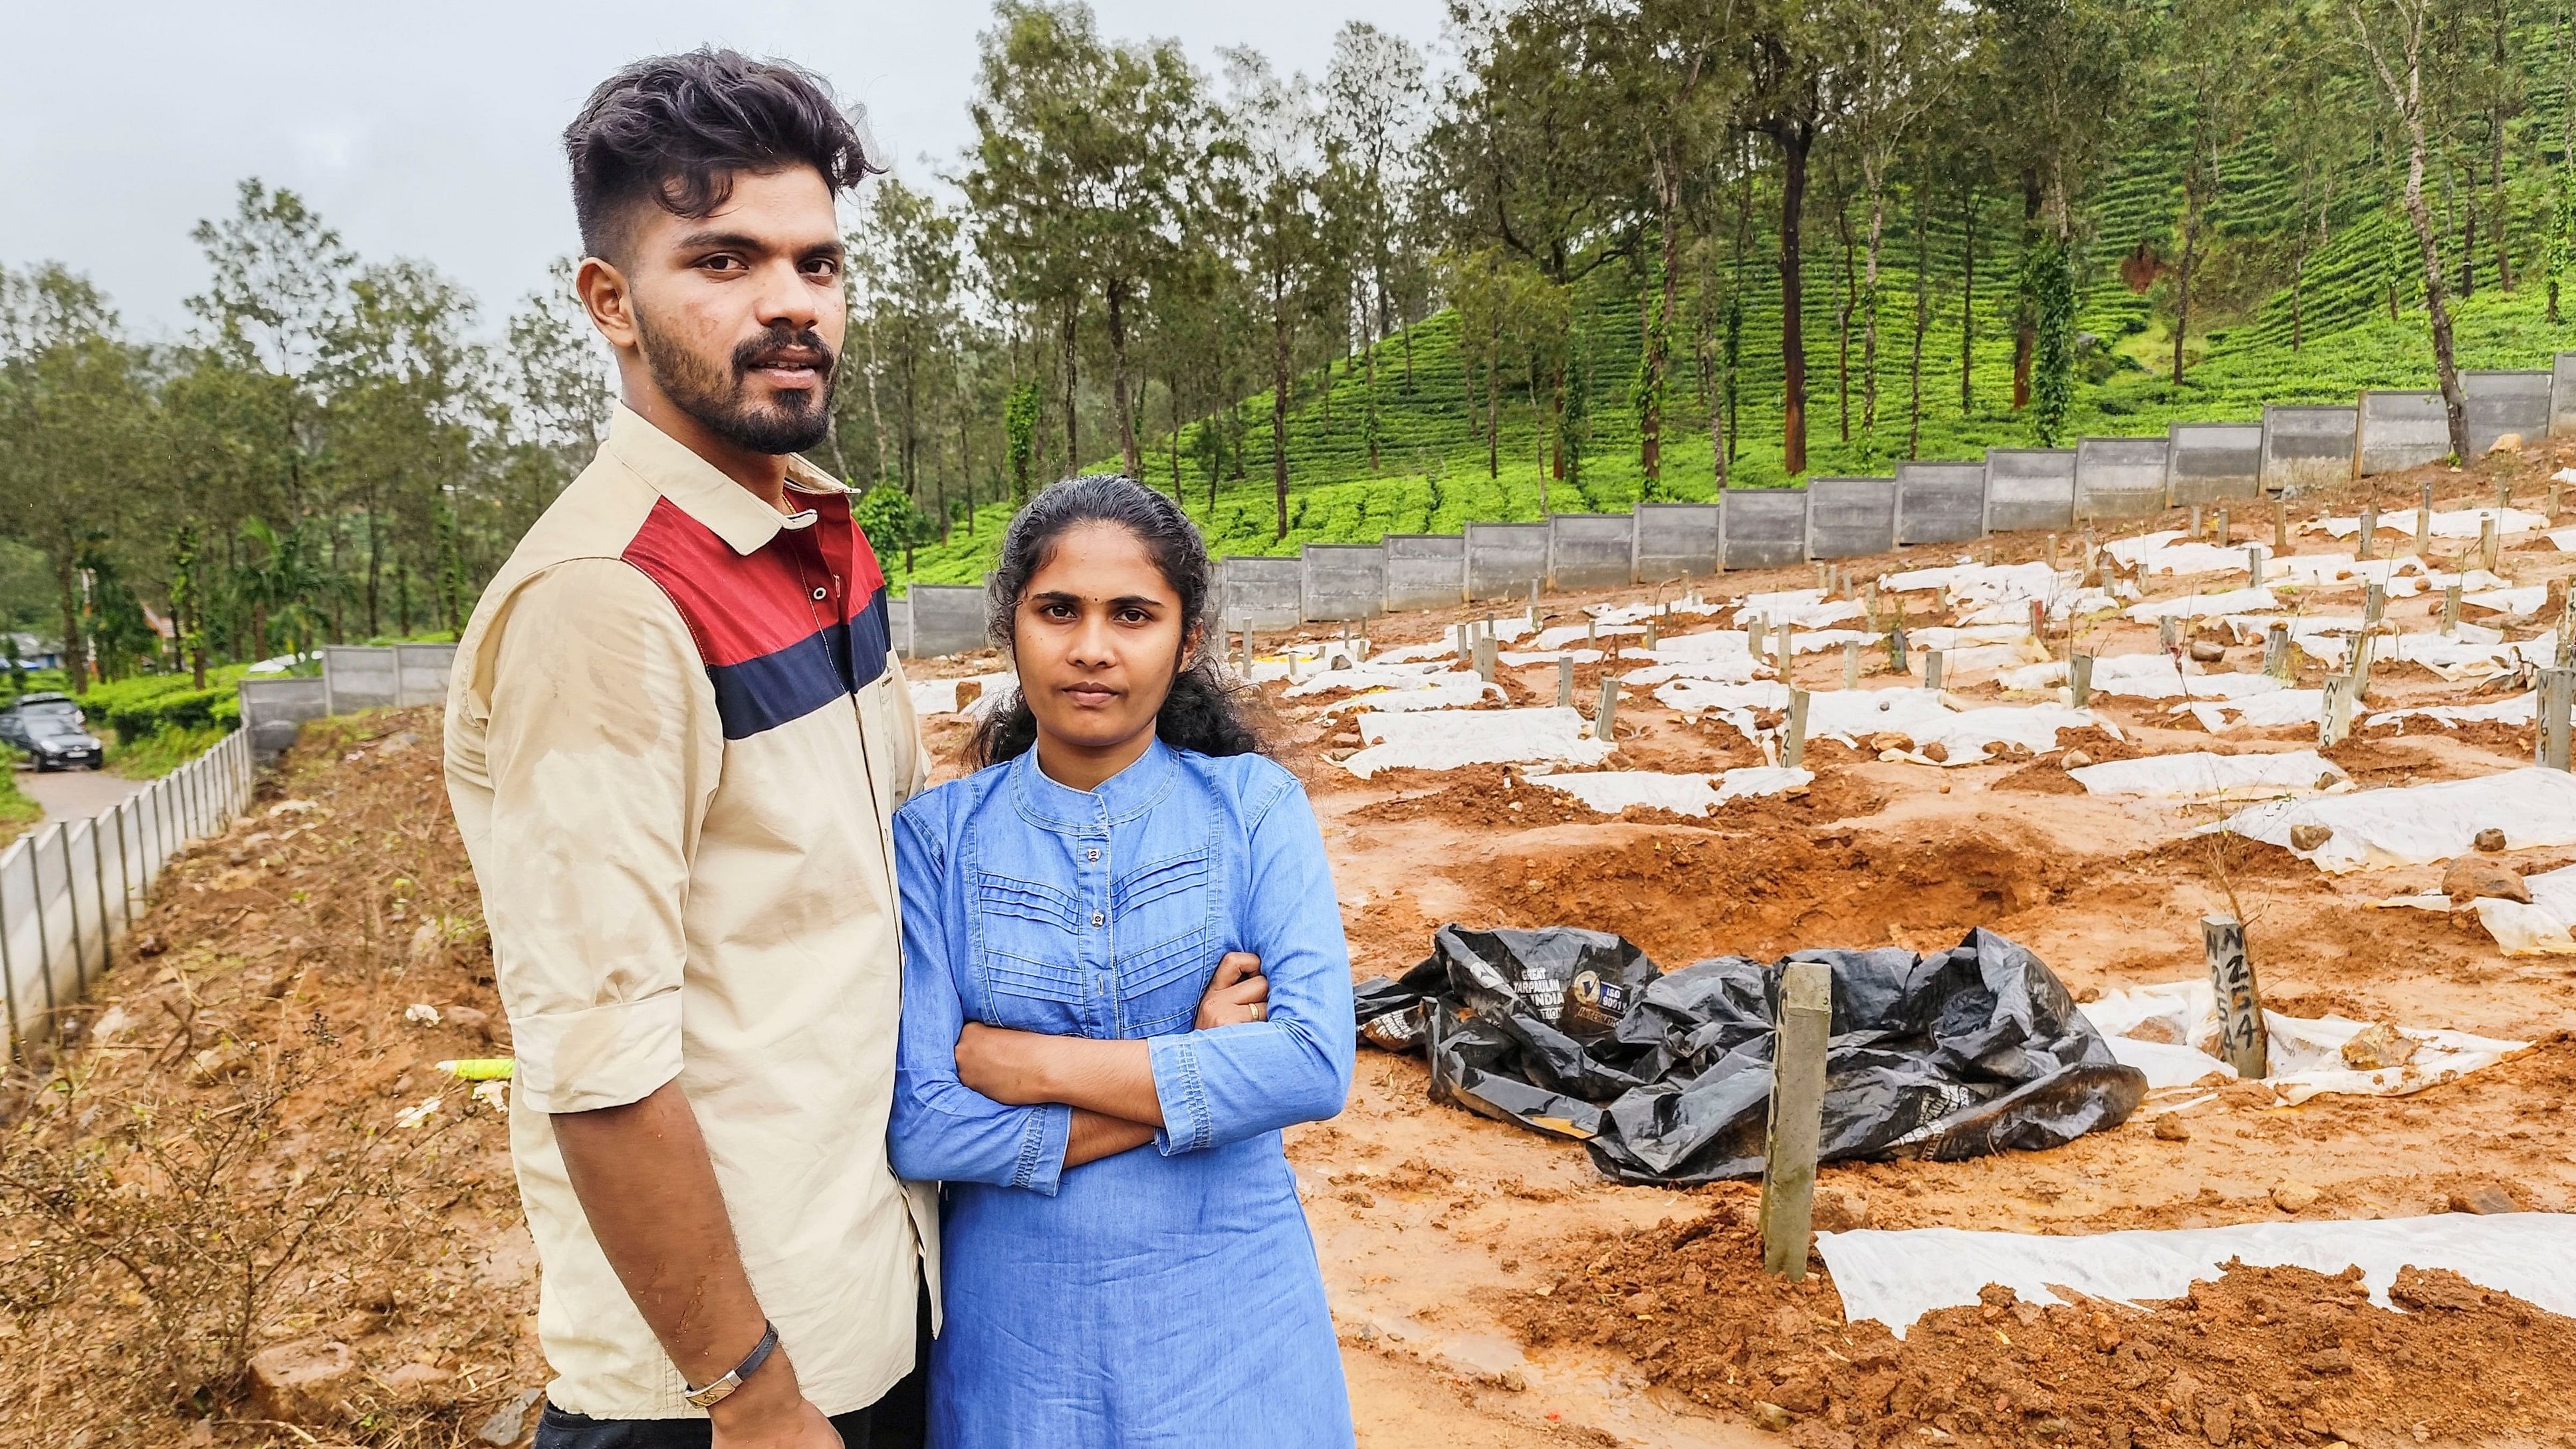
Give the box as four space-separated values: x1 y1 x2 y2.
1895 462 1987 545
239 677 329 758
1219 558 1303 632
1983 449 2077 532
1548 513 1635 590
394 643 456 709
2165 422 2263 503
2356 390 2450 475
2074 437 2169 519
1720 488 1808 570
321 645 398 714
2260 405 2357 491
1805 477 1898 558
1300 544 1386 621
909 584 993 657
2553 353 2576 439
1465 522 1549 600
1383 534 1466 612
885 596 913 657
1631 502 1720 580
2462 370 2551 457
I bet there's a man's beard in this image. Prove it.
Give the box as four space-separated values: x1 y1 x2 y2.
634 309 838 456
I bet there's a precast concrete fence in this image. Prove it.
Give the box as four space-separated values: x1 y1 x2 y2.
880 353 2576 651
1 728 257 1057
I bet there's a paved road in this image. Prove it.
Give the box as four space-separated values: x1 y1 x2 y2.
19 765 148 822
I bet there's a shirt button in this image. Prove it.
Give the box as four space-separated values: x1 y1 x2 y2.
1085 848 1100 862
810 586 828 601
1090 911 1106 927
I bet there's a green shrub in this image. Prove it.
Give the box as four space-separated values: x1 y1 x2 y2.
98 685 239 742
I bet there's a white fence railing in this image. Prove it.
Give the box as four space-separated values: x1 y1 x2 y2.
0 728 257 1057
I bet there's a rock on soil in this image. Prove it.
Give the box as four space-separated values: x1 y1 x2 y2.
2442 855 2532 903
247 1338 358 1424
2339 1022 2420 1070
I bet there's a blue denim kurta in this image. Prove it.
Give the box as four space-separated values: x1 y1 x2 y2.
889 739 1357 1449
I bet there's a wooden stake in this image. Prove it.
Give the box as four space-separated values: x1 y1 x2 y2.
2216 506 2230 542
1841 639 1860 689
2069 652 2095 708
2272 501 2288 552
1777 621 1797 677
2246 546 2264 587
2363 582 2385 626
1922 649 1944 692
2355 502 2376 560
2541 667 2575 772
1784 688 1810 769
1595 673 1619 738
1556 655 1574 709
2263 621 2291 679
2441 582 2462 635
1760 960 1833 1280
2319 675 2353 748
1748 615 1768 659
2480 516 2500 573
2204 915 2268 1080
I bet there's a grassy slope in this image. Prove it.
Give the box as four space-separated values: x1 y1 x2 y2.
891 65 2576 589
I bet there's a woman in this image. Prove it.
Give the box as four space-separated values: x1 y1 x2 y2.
889 475 1356 1448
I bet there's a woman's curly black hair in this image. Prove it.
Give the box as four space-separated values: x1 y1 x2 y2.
963 475 1268 770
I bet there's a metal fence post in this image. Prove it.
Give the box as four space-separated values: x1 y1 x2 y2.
90 815 110 975
62 827 83 994
31 827 55 1024
0 856 18 1065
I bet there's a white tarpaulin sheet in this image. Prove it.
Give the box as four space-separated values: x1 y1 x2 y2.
1532 766 1813 816
1651 678 1791 723
2468 861 2576 955
2069 750 2346 800
1702 689 2107 766
2365 693 2536 731
1910 624 2036 651
1342 707 1615 778
1817 1215 2576 1338
2297 633 2551 681
909 671 1017 716
2000 653 2201 694
2126 586 2280 621
1734 590 1867 629
2314 505 2551 540
1622 654 1772 687
2215 767 2576 871
1316 677 1500 717
2463 584 2548 615
2078 978 2525 1099
2181 690 2325 733
1531 621 1645 650
1585 596 1724 624
1283 660 1453 697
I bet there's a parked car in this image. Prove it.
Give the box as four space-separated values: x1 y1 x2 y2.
13 713 104 771
6 692 84 726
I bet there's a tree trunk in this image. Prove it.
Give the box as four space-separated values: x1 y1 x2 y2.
364 495 382 638
2400 98 2472 458
54 559 84 697
1105 280 1138 477
1060 304 1080 473
1862 164 1885 435
1272 288 1292 541
1776 124 1813 476
1485 326 1501 479
1960 185 1977 413
2013 172 2040 411
1909 160 1929 459
2174 186 2202 384
1835 179 1854 444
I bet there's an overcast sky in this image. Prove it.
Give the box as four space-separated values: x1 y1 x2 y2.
1 0 1451 343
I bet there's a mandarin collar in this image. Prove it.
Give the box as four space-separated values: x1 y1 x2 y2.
600 402 850 556
1010 736 1179 833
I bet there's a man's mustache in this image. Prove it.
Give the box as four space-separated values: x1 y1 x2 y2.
733 326 836 383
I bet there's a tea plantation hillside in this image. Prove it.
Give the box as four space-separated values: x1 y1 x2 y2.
887 65 2576 588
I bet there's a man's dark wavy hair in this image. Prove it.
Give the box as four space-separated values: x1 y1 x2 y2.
964 475 1269 770
563 48 879 262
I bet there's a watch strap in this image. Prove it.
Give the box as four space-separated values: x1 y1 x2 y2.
683 1321 780 1410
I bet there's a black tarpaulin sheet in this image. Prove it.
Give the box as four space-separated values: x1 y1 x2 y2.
1353 925 2147 1184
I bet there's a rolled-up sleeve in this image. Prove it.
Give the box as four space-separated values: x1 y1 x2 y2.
1148 782 1355 1153
471 559 718 1115
889 806 1071 1193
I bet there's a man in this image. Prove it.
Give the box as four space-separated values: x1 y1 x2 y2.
445 49 932 1449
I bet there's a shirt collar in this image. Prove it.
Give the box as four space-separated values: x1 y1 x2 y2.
602 402 848 556
1010 736 1179 833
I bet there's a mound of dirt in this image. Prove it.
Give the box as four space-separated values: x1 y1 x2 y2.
1341 764 1885 834
1502 1206 2576 1447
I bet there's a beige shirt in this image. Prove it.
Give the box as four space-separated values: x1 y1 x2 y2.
445 405 938 1419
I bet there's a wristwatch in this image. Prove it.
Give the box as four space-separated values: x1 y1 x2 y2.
683 1321 780 1410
